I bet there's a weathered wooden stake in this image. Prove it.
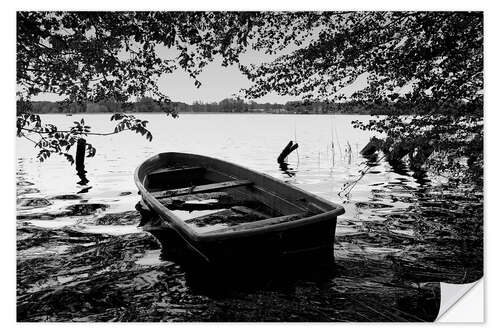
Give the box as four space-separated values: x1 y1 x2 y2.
277 140 299 164
75 138 89 185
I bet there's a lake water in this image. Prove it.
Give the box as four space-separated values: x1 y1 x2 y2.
16 113 483 321
17 113 424 229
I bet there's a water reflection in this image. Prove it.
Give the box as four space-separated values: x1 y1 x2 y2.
16 114 482 322
146 226 440 321
278 161 297 177
76 170 89 186
77 186 92 194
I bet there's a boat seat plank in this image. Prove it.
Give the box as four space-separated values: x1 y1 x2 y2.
148 166 205 176
186 207 266 227
230 206 272 219
159 191 230 205
161 199 259 211
151 180 253 199
203 213 305 235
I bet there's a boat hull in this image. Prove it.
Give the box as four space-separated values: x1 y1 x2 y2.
146 214 335 265
135 152 344 265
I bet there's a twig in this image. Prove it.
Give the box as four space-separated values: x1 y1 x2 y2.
19 132 38 145
338 155 385 197
20 127 131 136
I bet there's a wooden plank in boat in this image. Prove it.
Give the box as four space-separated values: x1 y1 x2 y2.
203 169 306 215
149 166 205 176
159 192 231 205
203 213 304 234
185 207 266 227
161 199 258 211
306 202 327 214
152 180 253 199
171 191 230 199
230 205 272 219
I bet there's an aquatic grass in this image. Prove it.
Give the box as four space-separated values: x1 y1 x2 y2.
338 155 385 198
346 141 353 165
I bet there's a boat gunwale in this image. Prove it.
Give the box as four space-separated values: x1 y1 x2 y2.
134 152 345 242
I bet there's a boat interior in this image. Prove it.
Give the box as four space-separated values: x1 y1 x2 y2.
142 163 325 234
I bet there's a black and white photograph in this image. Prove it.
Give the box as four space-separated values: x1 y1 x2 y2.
12 8 484 323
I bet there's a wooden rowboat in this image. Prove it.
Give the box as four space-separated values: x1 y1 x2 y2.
134 152 345 264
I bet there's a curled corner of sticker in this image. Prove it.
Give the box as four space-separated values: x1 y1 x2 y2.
436 279 483 322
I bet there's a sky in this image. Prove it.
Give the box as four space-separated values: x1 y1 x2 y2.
31 47 298 104
153 32 368 104
154 43 300 104
33 57 369 105
156 56 294 104
31 33 369 105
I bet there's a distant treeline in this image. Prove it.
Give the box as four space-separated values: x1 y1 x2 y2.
28 97 429 115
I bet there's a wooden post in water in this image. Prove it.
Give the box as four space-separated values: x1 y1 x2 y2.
75 138 89 185
277 141 299 164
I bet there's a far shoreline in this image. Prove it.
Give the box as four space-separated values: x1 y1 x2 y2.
32 111 381 116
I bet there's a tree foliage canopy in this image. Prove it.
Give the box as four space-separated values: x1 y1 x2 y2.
235 12 482 182
16 11 256 162
237 12 483 182
17 11 483 182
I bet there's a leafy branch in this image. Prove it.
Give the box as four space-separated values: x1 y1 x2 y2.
17 111 153 164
